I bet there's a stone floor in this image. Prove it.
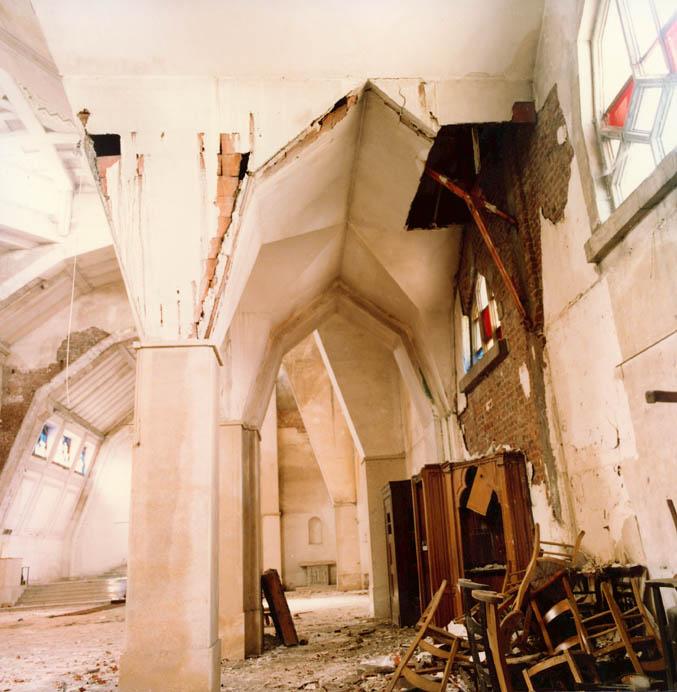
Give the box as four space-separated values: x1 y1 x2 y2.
0 589 470 691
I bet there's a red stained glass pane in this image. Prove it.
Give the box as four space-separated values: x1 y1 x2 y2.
481 305 493 341
665 17 677 72
605 78 635 127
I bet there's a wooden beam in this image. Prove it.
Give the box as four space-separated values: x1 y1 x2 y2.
645 390 677 403
425 167 530 328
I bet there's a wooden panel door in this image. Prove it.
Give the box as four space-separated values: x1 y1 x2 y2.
382 480 420 627
412 466 455 627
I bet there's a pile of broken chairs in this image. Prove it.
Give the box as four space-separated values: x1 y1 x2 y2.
386 525 676 691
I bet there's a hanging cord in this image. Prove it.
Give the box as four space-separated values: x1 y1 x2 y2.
65 254 77 408
63 139 88 408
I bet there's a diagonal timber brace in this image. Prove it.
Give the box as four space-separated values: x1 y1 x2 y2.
425 166 530 328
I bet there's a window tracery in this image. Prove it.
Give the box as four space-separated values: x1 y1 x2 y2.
593 0 676 205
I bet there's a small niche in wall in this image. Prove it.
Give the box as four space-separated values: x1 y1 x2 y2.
308 516 323 545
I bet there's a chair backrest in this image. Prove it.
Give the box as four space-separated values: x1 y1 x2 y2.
416 578 448 629
529 570 591 655
601 578 665 674
539 530 585 568
503 523 541 614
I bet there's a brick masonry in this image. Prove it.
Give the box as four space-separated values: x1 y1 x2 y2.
457 86 573 521
0 327 109 474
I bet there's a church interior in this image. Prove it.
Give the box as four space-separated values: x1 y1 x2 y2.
0 1 675 690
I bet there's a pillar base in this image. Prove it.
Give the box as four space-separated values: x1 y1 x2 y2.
244 607 263 656
220 612 245 661
119 640 220 692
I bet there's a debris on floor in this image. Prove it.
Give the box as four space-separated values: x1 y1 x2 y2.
1 590 476 692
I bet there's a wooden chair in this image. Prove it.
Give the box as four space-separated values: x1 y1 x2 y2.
470 588 591 692
538 530 585 568
469 590 514 692
386 579 460 692
601 578 665 677
646 577 677 688
527 569 664 684
499 524 540 650
459 579 494 691
501 523 540 602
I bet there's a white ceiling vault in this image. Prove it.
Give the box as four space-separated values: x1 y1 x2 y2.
32 0 544 81
217 85 463 422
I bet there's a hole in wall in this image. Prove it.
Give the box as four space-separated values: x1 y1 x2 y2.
90 133 121 157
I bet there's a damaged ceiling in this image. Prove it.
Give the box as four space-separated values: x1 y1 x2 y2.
0 246 124 346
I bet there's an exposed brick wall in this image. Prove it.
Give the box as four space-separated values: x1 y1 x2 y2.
457 86 573 521
0 327 109 473
192 133 246 334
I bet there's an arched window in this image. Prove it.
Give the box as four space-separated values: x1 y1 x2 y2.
593 0 676 206
308 516 323 545
461 274 502 374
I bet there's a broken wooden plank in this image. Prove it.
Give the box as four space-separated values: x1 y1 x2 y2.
261 568 299 646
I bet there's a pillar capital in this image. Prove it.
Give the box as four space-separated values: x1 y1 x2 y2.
133 338 223 365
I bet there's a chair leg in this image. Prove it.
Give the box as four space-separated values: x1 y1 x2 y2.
563 649 584 684
438 638 460 690
385 639 418 692
602 582 645 675
522 668 536 692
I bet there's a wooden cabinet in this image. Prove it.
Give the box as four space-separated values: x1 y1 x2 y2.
411 465 456 627
443 451 534 616
382 480 420 627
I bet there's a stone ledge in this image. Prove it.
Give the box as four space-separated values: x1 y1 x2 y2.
585 150 677 264
459 339 509 394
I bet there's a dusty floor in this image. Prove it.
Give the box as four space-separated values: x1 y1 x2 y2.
0 589 462 691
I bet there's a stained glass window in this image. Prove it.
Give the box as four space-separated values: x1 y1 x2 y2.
462 274 502 373
33 424 53 458
76 446 90 475
596 0 677 206
53 435 73 468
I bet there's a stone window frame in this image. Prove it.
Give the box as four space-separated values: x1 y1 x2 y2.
577 0 677 264
31 414 100 478
592 0 675 205
2 414 102 539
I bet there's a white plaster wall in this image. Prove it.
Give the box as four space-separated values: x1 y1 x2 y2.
278 427 336 589
317 314 404 458
400 378 432 477
534 0 677 575
7 284 134 370
70 426 132 577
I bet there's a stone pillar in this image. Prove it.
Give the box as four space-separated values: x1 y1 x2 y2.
361 455 407 618
260 390 282 573
218 422 263 660
333 502 362 590
119 342 221 692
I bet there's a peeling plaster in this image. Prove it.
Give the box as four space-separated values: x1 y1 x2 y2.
519 362 531 399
